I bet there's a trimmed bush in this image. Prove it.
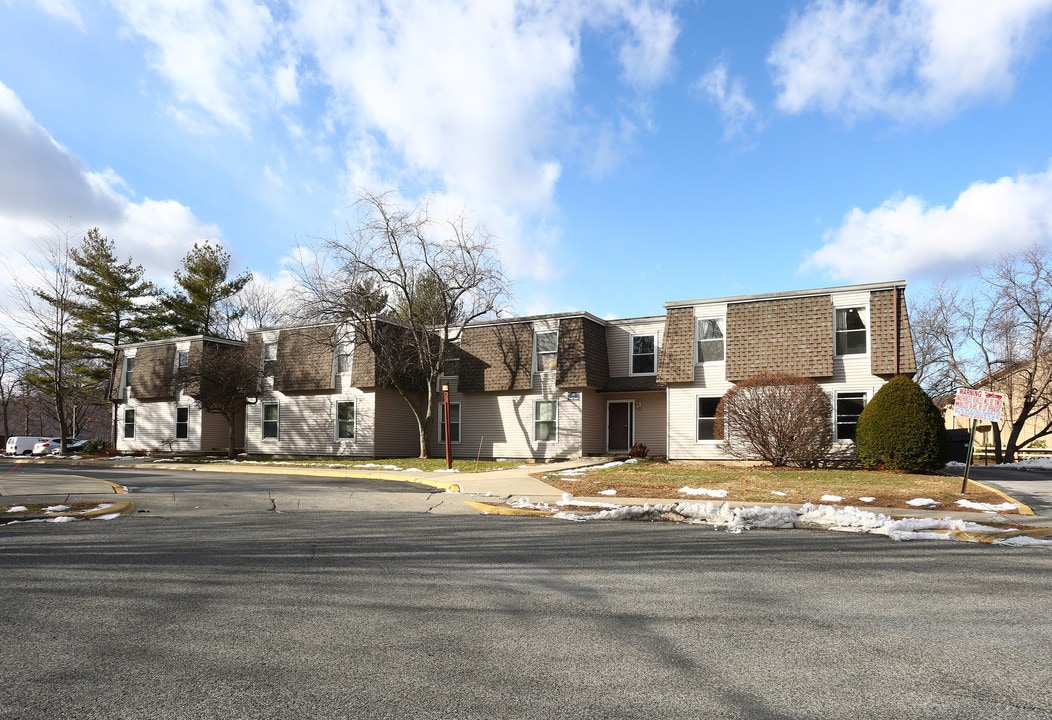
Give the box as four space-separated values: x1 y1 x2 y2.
715 371 833 468
854 375 947 472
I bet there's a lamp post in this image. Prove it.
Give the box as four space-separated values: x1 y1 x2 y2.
442 382 452 471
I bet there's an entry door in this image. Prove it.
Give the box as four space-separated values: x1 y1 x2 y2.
607 401 634 453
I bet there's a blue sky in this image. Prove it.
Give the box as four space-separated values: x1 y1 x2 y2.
2 0 1052 326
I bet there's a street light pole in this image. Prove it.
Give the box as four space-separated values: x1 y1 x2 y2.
442 382 452 471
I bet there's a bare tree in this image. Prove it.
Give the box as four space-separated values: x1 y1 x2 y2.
173 343 260 459
716 372 834 468
7 222 89 452
293 190 511 458
0 333 26 438
225 277 298 339
913 245 1052 463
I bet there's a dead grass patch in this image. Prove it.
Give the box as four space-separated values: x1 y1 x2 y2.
537 461 1014 511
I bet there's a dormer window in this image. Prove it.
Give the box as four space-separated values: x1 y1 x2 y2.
534 331 557 373
263 342 277 377
336 344 353 374
696 318 725 363
835 308 867 355
631 334 657 375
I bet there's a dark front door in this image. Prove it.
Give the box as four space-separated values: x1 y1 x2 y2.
607 401 633 453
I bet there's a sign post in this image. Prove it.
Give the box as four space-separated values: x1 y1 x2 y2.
952 389 1004 492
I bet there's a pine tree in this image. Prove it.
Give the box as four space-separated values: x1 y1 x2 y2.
70 227 161 443
161 242 252 337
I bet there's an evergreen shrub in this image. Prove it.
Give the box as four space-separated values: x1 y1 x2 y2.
854 375 947 472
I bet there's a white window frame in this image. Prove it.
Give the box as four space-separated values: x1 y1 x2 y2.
336 344 353 374
262 402 279 440
123 408 135 438
175 406 189 440
534 331 558 373
336 400 355 441
835 307 869 357
124 357 135 397
695 317 726 364
835 390 868 442
630 333 657 376
534 399 558 443
441 338 461 378
438 402 461 444
263 342 278 377
175 350 189 370
696 396 721 442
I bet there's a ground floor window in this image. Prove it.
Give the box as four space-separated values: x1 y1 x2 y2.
124 408 135 438
534 400 557 442
697 397 720 441
836 392 868 441
336 401 355 440
175 406 189 440
262 402 279 439
439 402 461 444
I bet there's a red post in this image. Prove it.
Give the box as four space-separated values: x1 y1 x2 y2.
442 382 452 471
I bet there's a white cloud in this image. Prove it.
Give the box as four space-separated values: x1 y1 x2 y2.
110 0 278 133
31 0 84 29
769 0 1052 121
102 1 679 283
801 164 1052 281
695 60 759 140
0 80 224 303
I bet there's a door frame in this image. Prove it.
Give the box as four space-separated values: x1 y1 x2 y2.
606 399 634 453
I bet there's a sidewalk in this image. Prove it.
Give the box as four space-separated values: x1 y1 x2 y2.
2 456 1050 529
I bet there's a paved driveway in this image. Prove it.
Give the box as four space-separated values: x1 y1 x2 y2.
945 464 1052 518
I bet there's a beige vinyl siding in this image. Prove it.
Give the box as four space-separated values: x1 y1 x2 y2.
439 374 584 460
605 317 664 377
245 388 376 457
374 388 421 457
600 392 668 457
200 409 239 452
581 389 606 456
115 398 173 452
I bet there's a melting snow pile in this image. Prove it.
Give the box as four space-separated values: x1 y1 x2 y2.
506 496 1052 547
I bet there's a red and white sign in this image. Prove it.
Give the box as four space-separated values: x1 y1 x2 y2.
953 388 1005 423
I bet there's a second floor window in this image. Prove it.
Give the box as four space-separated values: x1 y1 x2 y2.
696 319 725 363
263 342 277 377
631 334 656 374
535 331 557 373
176 350 189 369
836 308 867 355
124 357 135 393
336 344 352 374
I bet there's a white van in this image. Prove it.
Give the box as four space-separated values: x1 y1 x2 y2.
5 437 50 456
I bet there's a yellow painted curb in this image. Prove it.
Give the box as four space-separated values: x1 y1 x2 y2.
57 500 137 519
465 501 555 517
965 480 1035 515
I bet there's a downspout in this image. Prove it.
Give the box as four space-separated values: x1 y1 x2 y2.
893 285 900 376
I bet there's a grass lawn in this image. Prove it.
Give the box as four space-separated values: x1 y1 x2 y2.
536 460 1016 511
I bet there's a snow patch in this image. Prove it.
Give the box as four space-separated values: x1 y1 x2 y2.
678 486 729 498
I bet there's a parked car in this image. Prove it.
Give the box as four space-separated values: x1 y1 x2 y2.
5 436 51 456
50 439 88 454
31 438 64 456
